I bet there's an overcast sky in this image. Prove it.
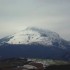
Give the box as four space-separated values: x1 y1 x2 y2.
0 0 70 40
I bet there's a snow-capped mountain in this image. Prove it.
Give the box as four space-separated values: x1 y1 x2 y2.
0 27 70 60
1 27 61 46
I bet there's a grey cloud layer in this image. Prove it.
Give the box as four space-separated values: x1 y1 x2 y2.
0 0 70 40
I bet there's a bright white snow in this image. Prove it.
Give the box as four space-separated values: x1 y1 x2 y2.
7 27 61 46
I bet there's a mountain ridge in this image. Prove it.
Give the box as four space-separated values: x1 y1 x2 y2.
0 27 70 60
5 27 62 46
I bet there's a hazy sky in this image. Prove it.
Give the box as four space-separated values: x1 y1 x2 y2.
0 0 70 40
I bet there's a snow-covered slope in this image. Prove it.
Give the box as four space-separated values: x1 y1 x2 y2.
0 27 70 60
7 27 61 46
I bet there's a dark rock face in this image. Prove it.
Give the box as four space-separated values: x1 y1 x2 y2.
45 64 70 70
29 62 44 70
0 57 70 70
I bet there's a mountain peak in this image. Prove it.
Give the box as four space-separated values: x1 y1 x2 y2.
24 27 46 32
0 28 70 60
0 27 61 46
5 27 61 46
23 27 56 35
25 27 40 30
